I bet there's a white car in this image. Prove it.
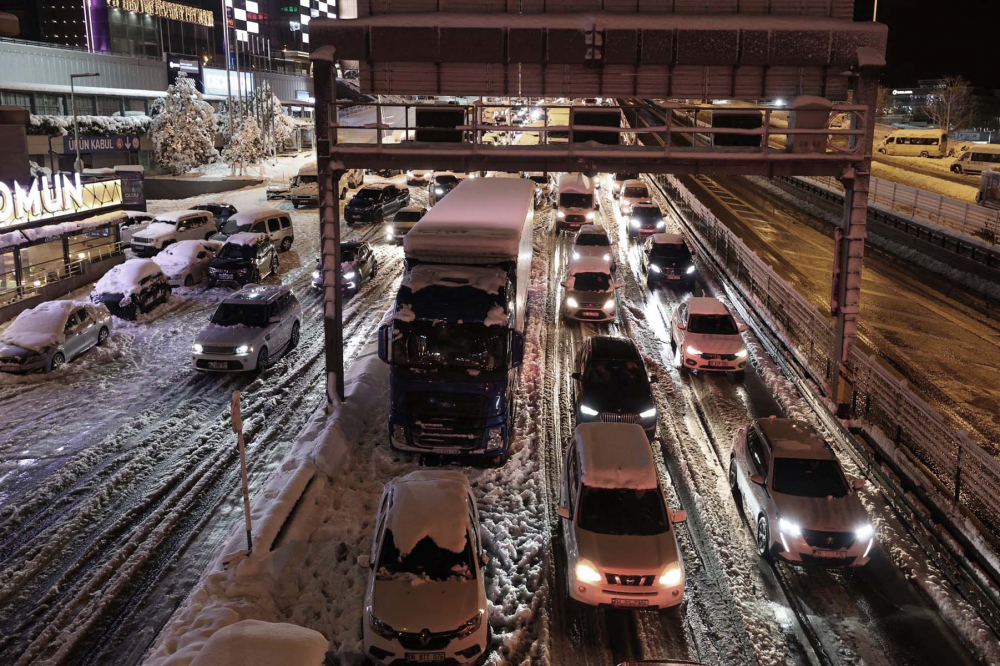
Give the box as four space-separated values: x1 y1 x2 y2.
618 179 652 217
192 284 301 372
129 210 216 257
558 423 687 609
561 257 620 323
119 211 155 245
570 224 615 272
670 296 748 378
153 239 220 288
730 418 875 567
406 169 433 185
361 470 491 666
386 206 426 244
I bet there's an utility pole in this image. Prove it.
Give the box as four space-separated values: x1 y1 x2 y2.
221 0 233 137
70 72 100 173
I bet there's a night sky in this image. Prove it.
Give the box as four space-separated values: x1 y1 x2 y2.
854 0 1000 89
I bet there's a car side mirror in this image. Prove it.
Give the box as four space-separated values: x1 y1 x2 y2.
377 323 391 363
676 322 686 330
510 330 525 368
357 554 371 569
556 506 571 519
853 478 865 490
672 510 687 524
571 371 581 380
750 474 766 486
268 316 281 324
738 324 748 333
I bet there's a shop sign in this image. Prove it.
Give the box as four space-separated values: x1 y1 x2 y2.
0 175 123 230
64 135 142 153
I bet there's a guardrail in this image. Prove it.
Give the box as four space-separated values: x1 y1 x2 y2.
655 172 1000 562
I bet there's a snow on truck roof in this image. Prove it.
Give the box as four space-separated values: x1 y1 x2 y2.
403 178 535 261
0 300 88 353
575 423 659 490
93 259 162 296
401 264 506 294
558 172 593 193
687 297 730 316
387 470 472 555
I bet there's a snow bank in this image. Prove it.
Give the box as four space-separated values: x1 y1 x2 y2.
0 300 78 353
93 259 162 297
189 620 327 666
388 471 472 555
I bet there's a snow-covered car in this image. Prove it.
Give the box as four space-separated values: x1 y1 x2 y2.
729 418 875 567
558 423 686 609
191 203 237 227
386 206 426 244
153 239 220 288
405 169 433 185
360 470 491 666
670 296 748 378
212 209 295 252
119 211 155 245
642 233 696 286
627 203 667 240
207 232 279 288
572 336 657 440
311 241 379 297
555 173 597 233
619 179 652 216
129 210 216 257
570 224 615 272
91 259 172 320
560 257 620 323
0 300 111 373
608 172 639 198
192 284 301 372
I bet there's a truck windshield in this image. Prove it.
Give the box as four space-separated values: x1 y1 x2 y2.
560 193 593 209
295 175 318 185
392 321 506 373
211 303 267 327
577 486 668 536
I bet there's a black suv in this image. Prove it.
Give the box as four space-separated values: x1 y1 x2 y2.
344 184 410 226
571 336 658 439
208 233 279 287
311 241 379 298
628 203 666 240
642 233 696 286
192 203 238 227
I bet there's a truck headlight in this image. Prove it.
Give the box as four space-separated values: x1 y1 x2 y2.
602 298 615 310
235 345 253 355
640 407 656 419
778 518 801 536
192 343 203 353
658 563 682 587
566 296 579 308
580 404 599 416
575 560 602 584
486 427 504 451
630 219 640 228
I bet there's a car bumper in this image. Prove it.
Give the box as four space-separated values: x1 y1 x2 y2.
266 191 288 200
648 269 694 283
208 271 252 287
681 353 746 372
192 352 256 372
388 421 507 459
568 569 684 609
130 244 159 257
0 357 47 373
563 306 615 323
291 196 317 206
364 621 488 666
775 535 874 568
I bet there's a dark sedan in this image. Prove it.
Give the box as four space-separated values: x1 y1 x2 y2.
571 336 658 439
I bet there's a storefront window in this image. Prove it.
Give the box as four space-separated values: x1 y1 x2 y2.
96 97 122 116
19 238 67 288
0 250 18 305
127 98 147 114
0 91 32 112
72 96 96 116
35 93 65 116
67 227 117 263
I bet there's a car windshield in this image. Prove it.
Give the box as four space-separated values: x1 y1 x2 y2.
571 272 611 291
584 357 645 384
377 531 475 582
651 243 691 260
631 208 660 221
354 188 381 201
221 219 247 234
772 458 849 498
210 303 267 327
687 313 738 335
435 175 460 185
392 321 507 373
560 193 593 209
341 246 359 262
623 186 648 198
395 211 423 223
577 486 668 536
575 233 610 247
219 243 256 259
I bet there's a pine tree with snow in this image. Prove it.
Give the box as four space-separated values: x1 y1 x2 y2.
150 72 219 175
224 115 265 175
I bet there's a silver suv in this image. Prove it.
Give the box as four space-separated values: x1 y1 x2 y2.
192 284 302 372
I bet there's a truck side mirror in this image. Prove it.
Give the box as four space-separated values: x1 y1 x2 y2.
510 330 525 368
377 323 391 363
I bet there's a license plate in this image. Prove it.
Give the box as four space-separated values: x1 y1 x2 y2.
666 275 681 280
0 364 19 372
218 272 232 280
811 549 847 558
580 311 601 318
611 598 649 608
708 360 729 367
405 653 446 662
431 448 464 456
208 361 228 369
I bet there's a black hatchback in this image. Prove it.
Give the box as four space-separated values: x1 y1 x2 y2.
571 336 658 439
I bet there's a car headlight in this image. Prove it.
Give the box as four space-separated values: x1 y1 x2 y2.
435 187 444 195
343 270 357 280
312 270 320 279
386 227 395 238
657 220 666 229
856 523 874 540
580 404 599 416
778 518 801 536
572 251 581 260
566 296 579 308
686 345 702 355
557 211 566 219
602 253 611 261
235 345 253 355
586 211 596 220
649 263 661 273
602 298 615 310
486 427 504 451
456 611 483 638
369 613 397 640
575 560 602 584
630 219 640 228
192 343 203 353
685 265 696 275
735 349 748 359
640 407 656 419
658 563 682 587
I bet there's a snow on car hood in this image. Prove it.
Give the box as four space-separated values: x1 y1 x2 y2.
772 491 869 533
0 300 79 353
154 240 213 278
132 222 177 241
372 577 482 634
195 323 263 346
684 332 745 355
93 259 162 298
575 528 678 574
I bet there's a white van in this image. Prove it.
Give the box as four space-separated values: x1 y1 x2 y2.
556 173 598 233
213 208 295 251
876 129 948 158
951 145 1000 176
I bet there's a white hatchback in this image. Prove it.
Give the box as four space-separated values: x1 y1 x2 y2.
670 296 748 377
618 178 652 217
570 224 615 272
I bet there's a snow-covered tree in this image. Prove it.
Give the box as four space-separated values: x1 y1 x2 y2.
921 76 978 133
150 72 219 175
224 115 264 175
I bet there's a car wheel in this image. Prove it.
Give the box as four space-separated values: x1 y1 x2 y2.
292 202 301 209
728 457 739 495
50 352 65 372
184 274 195 287
280 237 292 252
756 515 773 560
256 346 270 372
289 321 300 350
954 165 963 174
370 261 378 279
877 148 886 155
97 327 109 346
669 331 676 352
919 151 929 158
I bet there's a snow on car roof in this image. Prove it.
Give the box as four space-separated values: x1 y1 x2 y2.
569 256 612 275
228 208 282 226
0 300 82 353
401 264 507 294
575 423 659 490
404 178 534 261
153 209 206 223
154 240 215 276
687 297 729 316
224 283 290 303
758 419 836 460
93 258 163 296
622 179 647 189
225 232 267 247
387 470 472 555
651 233 685 245
576 224 607 236
558 172 593 193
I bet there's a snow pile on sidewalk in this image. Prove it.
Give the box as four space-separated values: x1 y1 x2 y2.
189 620 327 666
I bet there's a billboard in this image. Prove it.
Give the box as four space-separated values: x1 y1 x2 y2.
203 68 255 97
64 135 141 154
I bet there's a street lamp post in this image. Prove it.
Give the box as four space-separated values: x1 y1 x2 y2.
70 72 100 173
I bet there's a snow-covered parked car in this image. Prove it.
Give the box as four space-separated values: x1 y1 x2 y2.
0 300 111 373
570 224 614 272
129 210 216 257
153 239 220 288
191 284 301 372
119 211 155 245
91 259 172 320
560 257 620 323
360 470 491 666
730 418 875 567
558 423 687 609
670 296 748 378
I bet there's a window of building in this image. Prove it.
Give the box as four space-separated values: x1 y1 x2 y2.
72 96 96 116
0 91 32 112
67 227 116 263
127 98 147 114
35 93 65 116
96 97 122 116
